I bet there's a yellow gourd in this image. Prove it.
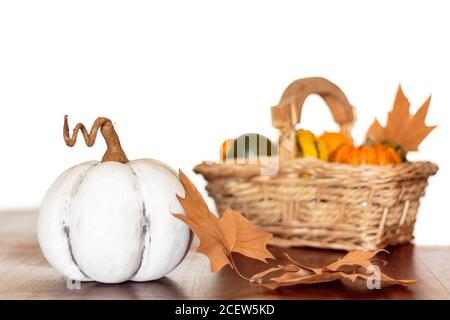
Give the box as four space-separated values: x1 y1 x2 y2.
296 130 328 161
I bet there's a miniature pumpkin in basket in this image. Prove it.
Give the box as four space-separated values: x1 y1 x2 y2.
318 131 353 155
38 116 191 283
330 141 401 165
220 133 277 161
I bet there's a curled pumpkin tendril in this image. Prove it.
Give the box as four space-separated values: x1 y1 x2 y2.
63 115 129 163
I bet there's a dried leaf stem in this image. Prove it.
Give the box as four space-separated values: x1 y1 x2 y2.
228 253 252 281
63 115 129 163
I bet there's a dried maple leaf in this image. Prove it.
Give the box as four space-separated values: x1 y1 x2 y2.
251 250 416 289
325 249 388 271
173 170 274 272
366 85 436 153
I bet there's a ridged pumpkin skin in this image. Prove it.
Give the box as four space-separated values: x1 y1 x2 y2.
38 159 191 284
222 133 277 160
318 132 353 155
330 143 401 165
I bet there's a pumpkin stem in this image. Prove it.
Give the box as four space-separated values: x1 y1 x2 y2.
63 115 129 163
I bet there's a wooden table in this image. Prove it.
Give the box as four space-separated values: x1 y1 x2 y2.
1 211 449 300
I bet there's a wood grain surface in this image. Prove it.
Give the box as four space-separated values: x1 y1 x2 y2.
1 211 449 300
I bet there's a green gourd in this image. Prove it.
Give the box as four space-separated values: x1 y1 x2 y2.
224 133 277 160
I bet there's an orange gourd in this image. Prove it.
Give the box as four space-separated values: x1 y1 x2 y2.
330 142 401 165
220 139 234 160
318 132 353 155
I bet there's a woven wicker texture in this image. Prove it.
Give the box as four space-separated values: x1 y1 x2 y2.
195 77 438 251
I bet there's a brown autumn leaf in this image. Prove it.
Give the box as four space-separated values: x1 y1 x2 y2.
366 85 436 153
324 249 388 272
173 170 274 272
250 250 416 289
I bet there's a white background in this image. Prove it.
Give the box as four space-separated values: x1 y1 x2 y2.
0 1 448 244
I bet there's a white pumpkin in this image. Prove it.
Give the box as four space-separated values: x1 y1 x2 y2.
38 116 191 283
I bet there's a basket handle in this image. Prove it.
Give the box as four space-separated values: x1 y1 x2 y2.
271 77 356 159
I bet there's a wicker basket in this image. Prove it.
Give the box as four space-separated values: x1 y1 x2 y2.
195 77 438 251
